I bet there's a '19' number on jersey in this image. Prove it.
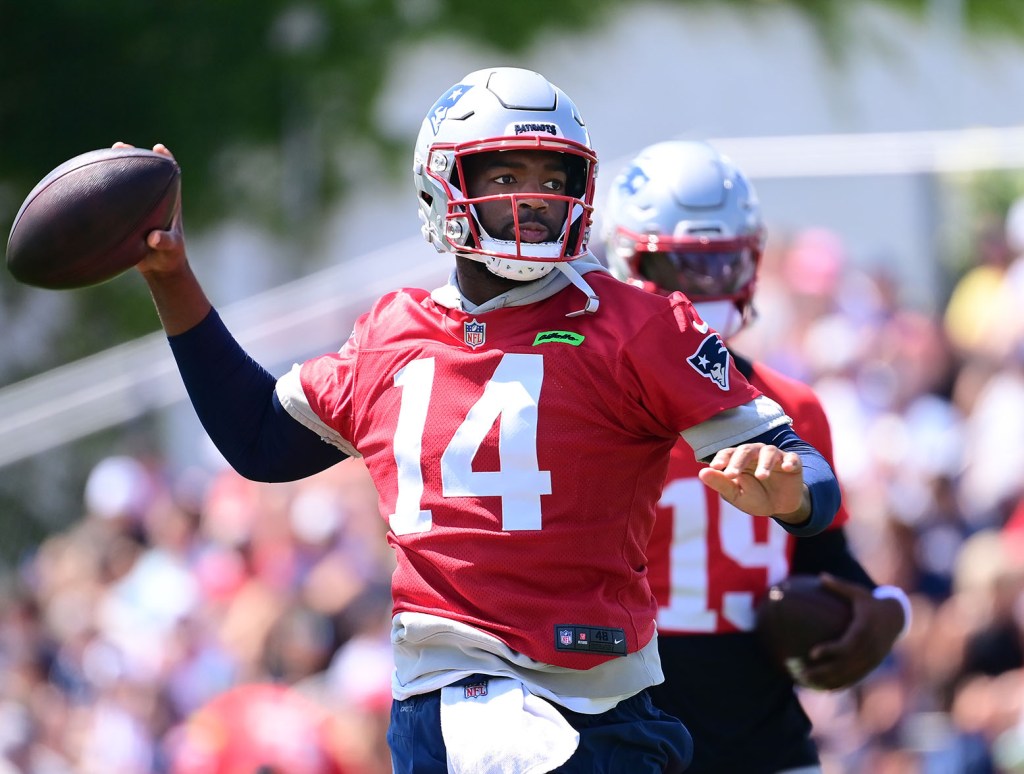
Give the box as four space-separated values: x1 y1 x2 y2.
658 477 789 632
388 354 552 535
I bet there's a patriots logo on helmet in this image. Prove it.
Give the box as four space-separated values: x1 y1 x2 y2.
687 333 731 391
618 163 649 196
429 83 474 135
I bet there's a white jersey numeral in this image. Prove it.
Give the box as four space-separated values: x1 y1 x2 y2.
657 477 789 632
389 358 435 535
388 354 552 535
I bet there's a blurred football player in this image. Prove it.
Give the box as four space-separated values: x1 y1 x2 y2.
128 69 842 772
602 139 911 774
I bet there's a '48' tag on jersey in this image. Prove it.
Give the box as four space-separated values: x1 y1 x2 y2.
555 625 628 656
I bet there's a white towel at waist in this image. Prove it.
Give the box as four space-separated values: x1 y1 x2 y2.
440 677 579 774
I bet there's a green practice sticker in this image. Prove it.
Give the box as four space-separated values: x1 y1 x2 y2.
533 330 584 346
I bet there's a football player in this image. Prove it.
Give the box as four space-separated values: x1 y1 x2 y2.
128 69 842 773
602 139 911 774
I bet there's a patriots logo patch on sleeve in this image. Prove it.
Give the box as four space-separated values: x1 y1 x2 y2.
687 333 731 391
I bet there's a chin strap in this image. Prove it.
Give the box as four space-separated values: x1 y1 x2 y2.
556 262 600 317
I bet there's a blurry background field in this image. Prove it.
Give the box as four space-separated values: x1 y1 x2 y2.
2 1 1024 771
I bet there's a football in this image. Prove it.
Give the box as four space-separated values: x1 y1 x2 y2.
6 147 180 289
754 574 852 675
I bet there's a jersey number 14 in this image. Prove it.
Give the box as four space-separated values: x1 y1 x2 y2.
388 354 552 535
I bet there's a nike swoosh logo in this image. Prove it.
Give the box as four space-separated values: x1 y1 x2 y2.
613 638 624 645
692 320 709 334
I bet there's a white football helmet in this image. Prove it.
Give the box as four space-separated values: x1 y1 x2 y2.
603 140 764 338
413 67 598 281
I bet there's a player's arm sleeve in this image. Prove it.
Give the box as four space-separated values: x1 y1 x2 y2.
727 423 842 538
791 528 875 585
166 308 348 482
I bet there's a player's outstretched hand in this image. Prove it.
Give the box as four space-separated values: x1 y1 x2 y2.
697 443 807 520
794 574 905 690
111 142 186 277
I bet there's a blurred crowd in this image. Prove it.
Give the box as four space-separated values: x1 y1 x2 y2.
2 198 1024 773
0 451 395 773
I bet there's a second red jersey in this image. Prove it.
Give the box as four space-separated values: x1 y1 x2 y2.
647 357 850 635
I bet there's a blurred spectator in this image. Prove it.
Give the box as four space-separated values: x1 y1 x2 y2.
0 455 390 772
944 200 1022 361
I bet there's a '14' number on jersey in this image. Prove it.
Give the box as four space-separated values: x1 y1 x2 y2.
388 354 552 535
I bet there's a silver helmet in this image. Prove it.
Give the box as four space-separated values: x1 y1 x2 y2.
603 140 764 338
413 67 597 281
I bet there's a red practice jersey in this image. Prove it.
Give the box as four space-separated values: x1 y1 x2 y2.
647 357 850 636
290 273 763 668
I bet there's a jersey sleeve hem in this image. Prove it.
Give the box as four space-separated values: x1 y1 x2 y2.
276 365 361 458
681 395 792 461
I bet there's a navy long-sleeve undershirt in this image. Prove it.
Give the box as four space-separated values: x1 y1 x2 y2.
167 308 347 482
743 424 841 537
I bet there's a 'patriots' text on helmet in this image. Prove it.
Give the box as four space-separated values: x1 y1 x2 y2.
602 140 764 338
413 67 598 281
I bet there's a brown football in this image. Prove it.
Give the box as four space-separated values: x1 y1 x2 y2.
6 147 180 289
755 574 852 673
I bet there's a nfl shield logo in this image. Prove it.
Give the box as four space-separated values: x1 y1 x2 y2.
463 681 488 699
559 628 573 646
464 319 486 349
